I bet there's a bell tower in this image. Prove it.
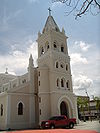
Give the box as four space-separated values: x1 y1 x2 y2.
37 9 69 72
37 9 78 122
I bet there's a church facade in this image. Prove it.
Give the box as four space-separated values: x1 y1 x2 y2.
0 12 78 130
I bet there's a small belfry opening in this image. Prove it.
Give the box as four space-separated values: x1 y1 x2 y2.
60 101 69 118
61 46 64 52
1 104 3 116
41 47 44 55
54 42 57 49
18 102 23 115
56 78 60 87
61 78 64 87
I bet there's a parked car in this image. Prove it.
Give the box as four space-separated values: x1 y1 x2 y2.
41 115 76 129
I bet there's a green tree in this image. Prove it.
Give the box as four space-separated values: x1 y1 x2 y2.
77 97 89 121
94 96 100 119
52 0 100 19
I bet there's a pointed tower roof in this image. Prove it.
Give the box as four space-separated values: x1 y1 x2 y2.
29 54 34 67
42 8 60 33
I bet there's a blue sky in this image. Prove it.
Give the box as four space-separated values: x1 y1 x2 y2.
0 0 100 98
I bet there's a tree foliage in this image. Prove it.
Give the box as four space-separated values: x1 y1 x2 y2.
52 0 100 19
77 97 89 114
94 96 100 112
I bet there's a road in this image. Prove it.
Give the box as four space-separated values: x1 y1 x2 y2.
0 120 99 133
75 120 100 132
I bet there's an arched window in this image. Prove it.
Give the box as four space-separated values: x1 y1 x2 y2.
41 47 44 54
66 64 68 71
66 82 68 88
47 45 49 50
61 46 64 52
60 62 64 68
55 27 59 32
54 41 57 48
66 80 70 89
38 71 40 76
56 78 60 87
18 102 23 115
61 78 64 87
45 41 49 51
39 81 40 86
60 64 63 68
40 109 41 115
1 104 3 116
56 62 58 68
22 79 26 83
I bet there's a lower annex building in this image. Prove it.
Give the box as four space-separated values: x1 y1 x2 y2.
0 11 78 130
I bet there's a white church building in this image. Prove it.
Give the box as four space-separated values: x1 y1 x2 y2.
0 11 78 130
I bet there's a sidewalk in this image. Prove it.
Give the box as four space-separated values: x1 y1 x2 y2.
75 120 100 132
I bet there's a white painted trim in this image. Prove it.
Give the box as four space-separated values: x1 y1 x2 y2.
0 92 7 97
39 90 75 95
58 95 74 109
6 95 11 127
7 92 34 96
49 69 71 76
57 95 74 117
17 101 25 108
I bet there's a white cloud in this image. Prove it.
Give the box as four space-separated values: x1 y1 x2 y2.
69 40 100 97
79 41 90 52
70 53 88 65
73 74 93 96
27 41 38 66
0 41 38 75
75 41 90 52
73 74 93 90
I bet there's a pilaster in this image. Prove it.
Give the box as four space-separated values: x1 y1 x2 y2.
6 94 11 129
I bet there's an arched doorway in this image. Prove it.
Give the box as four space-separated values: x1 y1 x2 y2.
60 101 69 118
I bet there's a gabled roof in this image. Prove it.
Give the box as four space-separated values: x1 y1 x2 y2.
42 15 60 33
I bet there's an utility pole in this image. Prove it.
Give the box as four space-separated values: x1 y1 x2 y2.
85 89 91 121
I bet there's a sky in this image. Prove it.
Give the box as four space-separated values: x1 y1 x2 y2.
0 0 100 98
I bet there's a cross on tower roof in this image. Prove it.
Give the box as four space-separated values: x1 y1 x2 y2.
48 7 51 16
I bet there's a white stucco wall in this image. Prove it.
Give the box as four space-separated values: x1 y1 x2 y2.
0 93 7 130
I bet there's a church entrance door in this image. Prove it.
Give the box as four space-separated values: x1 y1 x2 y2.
60 101 69 118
